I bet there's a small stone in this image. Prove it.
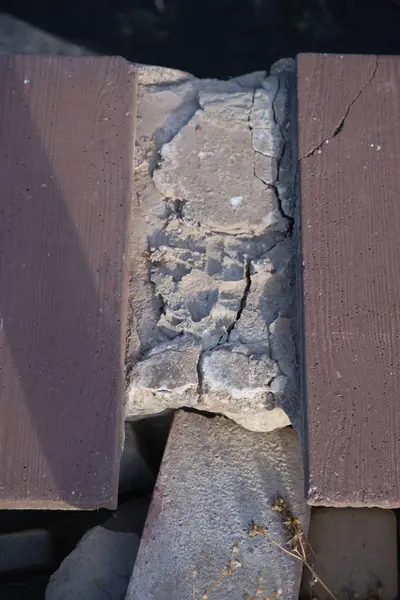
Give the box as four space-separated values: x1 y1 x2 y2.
46 527 139 600
125 412 309 600
0 529 53 573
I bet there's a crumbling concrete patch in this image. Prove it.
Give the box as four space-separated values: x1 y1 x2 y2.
125 411 309 600
126 59 298 432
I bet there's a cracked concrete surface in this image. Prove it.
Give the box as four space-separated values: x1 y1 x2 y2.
125 59 299 432
300 56 379 159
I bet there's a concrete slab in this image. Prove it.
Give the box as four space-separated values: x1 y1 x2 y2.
46 527 139 600
126 411 309 600
0 529 53 573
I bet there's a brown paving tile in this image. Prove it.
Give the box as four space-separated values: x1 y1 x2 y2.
0 56 136 508
297 53 400 507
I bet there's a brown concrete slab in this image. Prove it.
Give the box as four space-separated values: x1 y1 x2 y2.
0 56 136 508
297 53 400 506
301 508 398 600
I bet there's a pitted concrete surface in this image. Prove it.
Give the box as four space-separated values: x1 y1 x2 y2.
46 527 139 600
126 412 309 600
126 59 299 432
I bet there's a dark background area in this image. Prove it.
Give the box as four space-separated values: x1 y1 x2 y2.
1 0 400 77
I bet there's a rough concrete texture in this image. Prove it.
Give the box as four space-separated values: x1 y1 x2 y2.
0 14 90 55
301 507 398 600
126 411 309 600
46 527 139 600
126 59 299 432
0 529 53 573
118 423 154 494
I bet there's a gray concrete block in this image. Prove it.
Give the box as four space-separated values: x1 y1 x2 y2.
126 411 309 600
0 529 53 573
46 527 139 600
301 507 398 600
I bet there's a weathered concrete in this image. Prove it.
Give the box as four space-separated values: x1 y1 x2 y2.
126 411 309 600
0 14 90 55
0 529 53 573
126 59 299 432
46 527 139 600
301 507 398 600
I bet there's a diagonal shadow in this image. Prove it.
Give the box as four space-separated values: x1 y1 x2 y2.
0 55 133 508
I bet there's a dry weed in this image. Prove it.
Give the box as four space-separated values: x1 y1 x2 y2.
195 542 242 600
248 495 338 600
194 497 385 600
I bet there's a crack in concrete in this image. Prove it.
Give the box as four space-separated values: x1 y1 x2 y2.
226 259 252 342
300 56 379 160
196 348 205 401
196 259 252 400
197 74 296 400
249 77 293 228
270 78 295 231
